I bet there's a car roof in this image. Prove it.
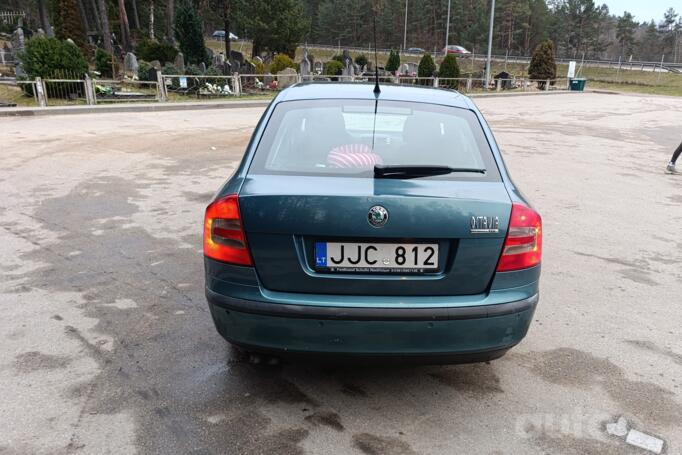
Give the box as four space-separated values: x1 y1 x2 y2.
275 82 471 109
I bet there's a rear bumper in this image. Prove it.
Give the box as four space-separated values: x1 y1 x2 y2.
206 289 537 360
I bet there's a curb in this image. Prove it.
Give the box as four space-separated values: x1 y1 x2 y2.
0 90 583 117
469 90 579 99
0 100 273 117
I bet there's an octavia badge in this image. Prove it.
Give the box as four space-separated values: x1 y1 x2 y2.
470 215 500 233
368 205 389 227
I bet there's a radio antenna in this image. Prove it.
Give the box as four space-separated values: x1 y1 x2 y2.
372 7 380 95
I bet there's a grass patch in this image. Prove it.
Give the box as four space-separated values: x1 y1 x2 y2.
0 83 38 106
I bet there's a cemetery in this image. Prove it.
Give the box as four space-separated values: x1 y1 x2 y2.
0 3 580 109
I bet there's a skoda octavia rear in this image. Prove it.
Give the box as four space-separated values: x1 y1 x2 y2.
204 83 541 363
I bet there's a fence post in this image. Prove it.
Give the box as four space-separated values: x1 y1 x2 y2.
466 77 472 92
84 74 96 105
156 71 167 101
232 72 241 96
34 77 47 107
496 79 501 91
433 77 438 88
545 79 550 91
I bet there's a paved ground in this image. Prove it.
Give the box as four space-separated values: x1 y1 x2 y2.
1 92 681 455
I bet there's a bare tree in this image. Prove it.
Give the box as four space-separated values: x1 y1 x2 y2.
219 0 232 61
97 0 113 53
117 0 131 51
75 0 92 34
130 0 141 29
37 0 54 37
150 0 155 38
90 0 102 34
166 0 175 42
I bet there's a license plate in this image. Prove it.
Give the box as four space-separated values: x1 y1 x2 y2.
314 242 439 273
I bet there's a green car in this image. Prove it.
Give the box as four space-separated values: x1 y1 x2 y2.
204 82 541 363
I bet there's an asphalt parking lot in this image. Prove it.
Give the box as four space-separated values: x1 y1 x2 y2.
1 92 681 455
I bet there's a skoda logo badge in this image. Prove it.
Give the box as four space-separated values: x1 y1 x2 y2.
368 205 389 228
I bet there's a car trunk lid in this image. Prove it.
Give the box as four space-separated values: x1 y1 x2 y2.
238 174 511 297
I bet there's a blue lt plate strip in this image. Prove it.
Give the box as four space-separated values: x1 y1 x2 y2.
315 242 327 267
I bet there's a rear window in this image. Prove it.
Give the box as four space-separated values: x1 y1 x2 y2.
249 98 499 181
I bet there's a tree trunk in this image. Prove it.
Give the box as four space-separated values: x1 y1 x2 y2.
37 0 54 37
117 0 132 51
75 0 89 30
130 0 141 30
166 0 175 42
90 0 102 34
97 0 113 53
75 0 91 36
150 0 155 39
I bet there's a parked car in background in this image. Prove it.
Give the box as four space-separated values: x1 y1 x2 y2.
211 30 239 41
443 45 471 56
406 47 425 54
203 82 542 364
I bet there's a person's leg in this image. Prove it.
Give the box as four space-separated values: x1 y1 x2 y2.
671 142 682 164
666 142 682 173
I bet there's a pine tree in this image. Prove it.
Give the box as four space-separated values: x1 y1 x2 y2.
528 39 556 88
53 0 88 53
174 1 207 64
616 12 637 58
417 53 435 85
385 49 400 73
235 0 309 58
438 54 459 87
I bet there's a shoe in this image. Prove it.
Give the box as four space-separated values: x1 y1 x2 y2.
666 162 677 174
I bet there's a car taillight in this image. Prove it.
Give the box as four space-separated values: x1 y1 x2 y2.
203 195 253 266
496 203 542 272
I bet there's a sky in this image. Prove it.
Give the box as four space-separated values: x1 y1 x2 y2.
607 1 678 23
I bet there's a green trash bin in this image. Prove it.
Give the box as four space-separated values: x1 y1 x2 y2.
569 78 586 91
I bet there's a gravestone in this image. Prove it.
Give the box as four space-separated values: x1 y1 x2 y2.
342 49 352 67
277 67 298 88
123 52 139 76
174 52 185 73
342 59 354 77
199 62 206 73
229 50 245 66
222 61 231 75
0 42 10 64
300 48 311 79
241 60 256 75
11 27 26 77
148 67 159 82
401 62 418 75
213 53 225 68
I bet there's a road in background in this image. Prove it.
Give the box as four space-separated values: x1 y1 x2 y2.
1 93 681 454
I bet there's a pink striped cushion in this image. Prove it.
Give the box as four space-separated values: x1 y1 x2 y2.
327 144 383 169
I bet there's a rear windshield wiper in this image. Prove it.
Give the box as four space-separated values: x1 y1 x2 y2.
374 164 486 179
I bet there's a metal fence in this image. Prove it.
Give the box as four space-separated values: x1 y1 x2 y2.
0 72 572 108
265 41 682 73
0 50 15 65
